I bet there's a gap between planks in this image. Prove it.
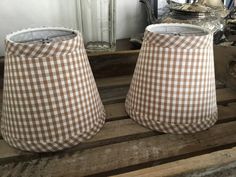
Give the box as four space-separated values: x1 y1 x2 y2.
0 103 236 165
83 121 236 177
96 75 226 90
100 86 236 105
0 76 235 173
114 146 236 177
0 80 235 142
96 75 232 105
96 75 132 89
1 121 236 177
0 98 236 141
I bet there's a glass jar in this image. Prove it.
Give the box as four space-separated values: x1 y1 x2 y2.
76 0 116 52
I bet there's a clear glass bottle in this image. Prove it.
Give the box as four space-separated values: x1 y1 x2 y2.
76 0 116 52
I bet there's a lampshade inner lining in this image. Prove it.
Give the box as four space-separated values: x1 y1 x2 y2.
9 29 77 44
147 25 209 36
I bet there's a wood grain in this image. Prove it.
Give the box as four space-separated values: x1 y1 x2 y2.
104 102 127 121
216 88 236 105
0 43 235 177
99 87 236 105
89 53 137 79
1 121 236 177
97 75 236 105
96 75 132 89
0 103 236 167
214 45 236 90
114 147 236 177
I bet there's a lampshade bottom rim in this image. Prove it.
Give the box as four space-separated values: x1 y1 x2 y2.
1 113 106 152
125 103 218 134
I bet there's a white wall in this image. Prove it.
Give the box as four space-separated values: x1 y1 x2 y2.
116 0 147 39
0 0 147 56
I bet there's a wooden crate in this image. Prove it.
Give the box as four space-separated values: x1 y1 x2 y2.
0 44 236 177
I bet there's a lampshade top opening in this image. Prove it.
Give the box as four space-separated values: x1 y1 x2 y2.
7 28 77 44
146 24 209 37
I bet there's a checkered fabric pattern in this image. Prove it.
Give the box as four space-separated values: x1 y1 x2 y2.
1 28 105 152
125 24 218 134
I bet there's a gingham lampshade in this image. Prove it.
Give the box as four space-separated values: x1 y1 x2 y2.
125 24 218 134
1 27 105 152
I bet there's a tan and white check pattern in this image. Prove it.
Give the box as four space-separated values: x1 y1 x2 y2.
1 28 105 152
125 24 218 134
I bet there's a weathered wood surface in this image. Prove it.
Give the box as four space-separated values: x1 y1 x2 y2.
97 75 236 105
0 44 235 176
115 147 236 177
105 103 127 121
100 87 236 105
96 75 132 89
1 44 235 85
0 79 234 107
0 77 235 138
214 45 236 90
89 53 137 79
0 75 236 177
1 121 236 177
0 102 236 157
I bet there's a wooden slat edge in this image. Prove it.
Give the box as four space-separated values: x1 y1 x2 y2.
96 75 132 89
1 121 236 177
100 87 236 106
105 102 128 121
88 50 140 58
114 147 236 177
95 76 234 105
217 88 236 105
85 121 236 177
0 104 236 165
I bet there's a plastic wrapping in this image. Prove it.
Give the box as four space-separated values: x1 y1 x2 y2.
159 2 227 43
160 11 224 34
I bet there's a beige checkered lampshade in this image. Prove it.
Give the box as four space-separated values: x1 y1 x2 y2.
125 24 218 134
1 27 105 152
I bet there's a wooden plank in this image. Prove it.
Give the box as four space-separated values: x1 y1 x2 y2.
0 103 236 166
89 45 235 88
88 105 236 144
1 121 236 177
106 103 236 123
0 77 235 108
114 147 236 177
96 75 132 89
0 142 31 160
0 118 155 163
86 119 156 143
0 81 235 166
105 103 236 122
214 45 236 90
94 75 236 104
99 85 129 104
96 75 225 90
216 88 236 105
54 104 236 145
218 104 236 123
88 50 139 58
100 87 236 105
215 80 226 89
1 45 235 84
0 90 236 143
104 103 127 121
88 53 137 79
1 82 235 119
